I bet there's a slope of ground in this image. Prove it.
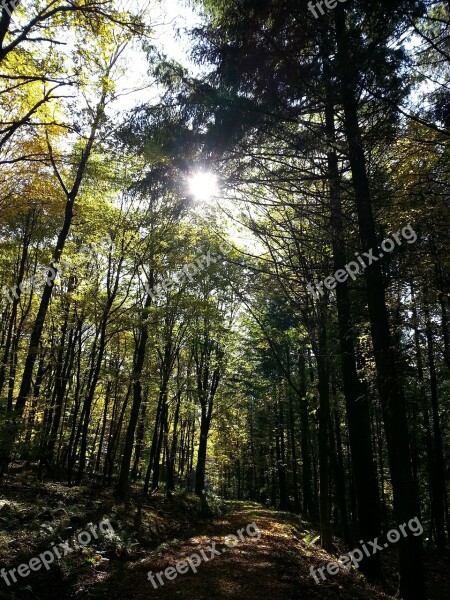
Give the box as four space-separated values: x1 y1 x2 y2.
0 476 448 600
90 503 393 600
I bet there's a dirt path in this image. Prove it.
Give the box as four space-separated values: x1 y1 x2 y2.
103 502 390 600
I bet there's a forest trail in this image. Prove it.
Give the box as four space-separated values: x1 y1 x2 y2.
107 502 388 600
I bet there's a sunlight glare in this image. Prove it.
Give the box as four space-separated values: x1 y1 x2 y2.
188 171 219 202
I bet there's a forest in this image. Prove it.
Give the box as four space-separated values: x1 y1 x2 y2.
0 1 449 599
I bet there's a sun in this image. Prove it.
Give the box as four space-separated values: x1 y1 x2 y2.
187 171 219 202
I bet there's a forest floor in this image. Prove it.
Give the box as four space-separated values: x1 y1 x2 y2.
0 471 449 599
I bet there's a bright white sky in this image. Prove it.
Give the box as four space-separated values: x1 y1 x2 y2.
112 0 202 113
109 1 260 254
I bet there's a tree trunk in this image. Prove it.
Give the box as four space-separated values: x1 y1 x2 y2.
287 387 300 511
167 388 182 492
424 301 447 553
299 350 312 516
324 65 381 574
335 9 426 597
116 289 152 498
195 412 210 496
0 219 32 396
315 301 332 551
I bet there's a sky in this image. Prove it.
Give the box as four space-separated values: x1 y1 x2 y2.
77 1 266 260
108 1 261 254
112 0 202 113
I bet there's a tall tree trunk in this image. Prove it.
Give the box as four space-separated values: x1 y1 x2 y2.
104 384 131 485
0 218 32 396
299 350 312 516
287 386 300 511
76 322 108 485
424 301 447 553
131 397 147 481
195 409 210 497
276 389 289 510
95 381 112 473
152 398 167 489
24 346 46 447
144 389 164 494
324 62 381 574
330 402 349 542
315 300 332 551
412 283 436 547
116 289 152 498
47 299 77 464
167 387 182 492
335 9 426 597
66 326 84 485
